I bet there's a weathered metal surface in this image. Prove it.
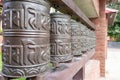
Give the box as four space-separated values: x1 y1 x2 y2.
50 13 72 63
71 20 82 56
79 23 96 53
2 0 50 78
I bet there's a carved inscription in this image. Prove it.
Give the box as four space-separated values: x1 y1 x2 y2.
79 23 96 53
3 39 50 65
3 8 24 29
71 21 81 56
3 3 50 31
51 20 71 35
3 45 23 65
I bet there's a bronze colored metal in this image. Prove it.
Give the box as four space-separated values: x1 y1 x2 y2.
2 0 50 78
79 23 87 53
71 20 82 56
79 23 96 53
50 13 72 63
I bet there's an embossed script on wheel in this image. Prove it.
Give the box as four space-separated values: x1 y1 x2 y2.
2 1 50 78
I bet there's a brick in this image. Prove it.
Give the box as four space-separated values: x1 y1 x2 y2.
96 46 106 51
92 10 107 76
97 40 106 44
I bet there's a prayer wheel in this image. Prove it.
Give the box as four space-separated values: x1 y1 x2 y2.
71 20 81 56
50 13 72 63
2 0 50 78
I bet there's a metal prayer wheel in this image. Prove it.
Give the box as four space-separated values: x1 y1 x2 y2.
2 0 50 78
91 31 96 49
71 20 82 56
50 13 72 63
79 23 87 53
80 24 96 53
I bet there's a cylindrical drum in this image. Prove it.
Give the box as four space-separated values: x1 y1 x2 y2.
79 23 87 53
50 13 72 63
71 20 81 56
2 0 50 78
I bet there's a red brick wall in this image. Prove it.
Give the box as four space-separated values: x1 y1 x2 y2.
91 0 107 77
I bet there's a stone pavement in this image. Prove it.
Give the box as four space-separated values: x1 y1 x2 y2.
100 42 120 80
105 47 120 80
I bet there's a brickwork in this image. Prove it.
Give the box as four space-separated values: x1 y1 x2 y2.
91 0 107 77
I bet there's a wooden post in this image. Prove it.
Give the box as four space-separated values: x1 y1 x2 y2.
26 77 37 80
26 75 45 80
73 67 85 80
0 75 4 80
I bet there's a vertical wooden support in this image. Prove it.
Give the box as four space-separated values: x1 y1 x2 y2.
91 0 107 77
27 75 45 80
0 75 4 80
26 77 37 80
71 20 82 56
73 67 85 80
3 77 12 80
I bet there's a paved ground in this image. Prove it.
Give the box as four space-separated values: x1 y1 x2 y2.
100 42 120 80
105 47 120 80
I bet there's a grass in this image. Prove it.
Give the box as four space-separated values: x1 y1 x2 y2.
0 52 2 71
11 78 26 80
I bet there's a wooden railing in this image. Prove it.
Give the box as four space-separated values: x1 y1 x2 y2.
26 49 95 80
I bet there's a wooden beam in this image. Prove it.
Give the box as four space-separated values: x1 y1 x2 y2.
35 49 95 80
49 0 96 30
73 67 85 80
46 49 95 80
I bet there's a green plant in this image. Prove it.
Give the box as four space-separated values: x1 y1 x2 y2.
0 52 2 71
11 78 26 80
11 78 25 80
0 7 2 14
0 28 2 33
108 22 120 41
107 1 120 41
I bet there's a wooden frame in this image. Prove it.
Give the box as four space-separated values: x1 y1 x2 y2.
49 0 96 30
